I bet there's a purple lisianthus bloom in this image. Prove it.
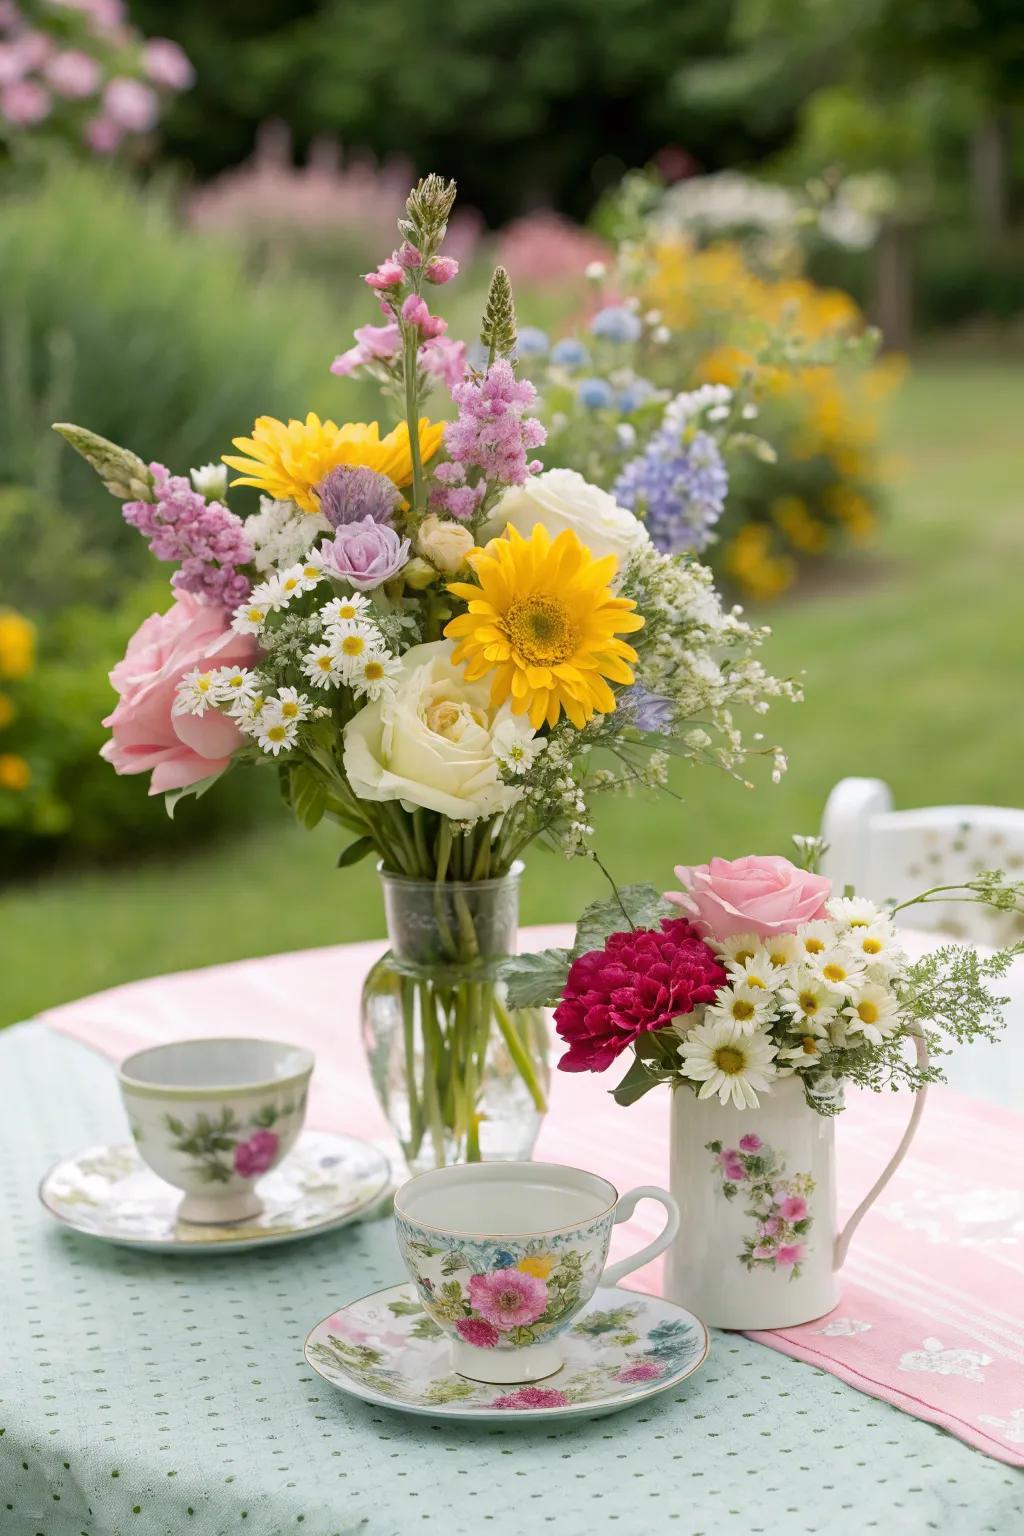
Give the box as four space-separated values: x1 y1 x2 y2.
621 684 676 734
316 465 401 528
313 516 410 590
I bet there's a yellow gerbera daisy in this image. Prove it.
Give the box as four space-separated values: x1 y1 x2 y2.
444 523 644 730
222 413 445 514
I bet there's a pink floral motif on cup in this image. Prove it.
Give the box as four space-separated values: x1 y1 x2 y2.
706 1134 815 1279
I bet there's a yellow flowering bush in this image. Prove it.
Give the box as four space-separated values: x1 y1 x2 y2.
645 238 903 599
0 609 36 811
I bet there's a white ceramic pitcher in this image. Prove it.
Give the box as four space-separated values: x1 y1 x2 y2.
664 1039 928 1329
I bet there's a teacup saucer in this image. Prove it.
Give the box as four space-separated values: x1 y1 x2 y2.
39 1130 391 1253
304 1282 709 1422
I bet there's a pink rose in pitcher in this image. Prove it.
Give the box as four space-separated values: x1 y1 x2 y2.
101 594 259 795
667 855 830 940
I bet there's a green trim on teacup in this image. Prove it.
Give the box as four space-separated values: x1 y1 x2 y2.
118 1037 315 1102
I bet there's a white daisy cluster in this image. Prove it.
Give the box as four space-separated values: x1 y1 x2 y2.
243 496 331 576
298 593 401 701
173 665 316 758
231 559 324 635
674 896 909 1110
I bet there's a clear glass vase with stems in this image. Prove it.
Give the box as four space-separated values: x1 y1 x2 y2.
361 860 550 1173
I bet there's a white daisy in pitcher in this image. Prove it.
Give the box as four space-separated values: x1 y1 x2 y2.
781 971 840 1030
844 983 901 1044
807 945 866 995
678 1020 777 1109
827 895 888 928
846 921 903 974
705 981 775 1035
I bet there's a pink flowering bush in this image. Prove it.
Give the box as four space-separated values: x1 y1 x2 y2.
497 211 610 291
0 1 192 156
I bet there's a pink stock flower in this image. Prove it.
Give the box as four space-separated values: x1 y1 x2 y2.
424 256 459 284
419 336 466 390
364 258 404 290
45 49 101 99
555 918 726 1074
667 855 831 940
777 1195 808 1223
775 1244 806 1267
103 76 159 132
1 78 50 124
739 1134 762 1152
142 38 194 91
401 292 446 339
83 114 122 153
330 322 401 377
616 1361 663 1383
454 1316 500 1349
123 463 253 608
396 242 422 269
430 360 545 520
467 1269 548 1331
233 1129 279 1178
491 1386 569 1410
101 594 259 795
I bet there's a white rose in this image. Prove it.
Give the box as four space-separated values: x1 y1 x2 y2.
484 468 649 574
416 513 475 574
342 640 537 819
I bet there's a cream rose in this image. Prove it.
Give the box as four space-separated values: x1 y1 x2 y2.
484 468 649 571
342 640 537 819
416 513 475 574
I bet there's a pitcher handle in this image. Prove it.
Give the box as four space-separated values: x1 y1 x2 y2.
833 1030 929 1270
601 1185 680 1287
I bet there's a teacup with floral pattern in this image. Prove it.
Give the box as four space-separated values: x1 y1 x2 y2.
394 1160 679 1384
118 1037 314 1223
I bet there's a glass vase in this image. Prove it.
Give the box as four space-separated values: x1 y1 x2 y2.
360 862 549 1174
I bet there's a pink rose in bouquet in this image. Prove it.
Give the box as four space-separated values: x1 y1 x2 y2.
101 594 259 794
667 855 830 940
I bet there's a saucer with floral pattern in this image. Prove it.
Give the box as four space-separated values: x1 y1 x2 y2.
304 1282 709 1422
39 1130 390 1252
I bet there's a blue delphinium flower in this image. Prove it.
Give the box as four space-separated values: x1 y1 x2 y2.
613 426 728 554
516 326 550 358
550 337 591 370
577 376 615 410
616 377 656 414
590 305 643 344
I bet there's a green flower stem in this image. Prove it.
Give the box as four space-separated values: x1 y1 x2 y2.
494 997 549 1113
403 326 425 515
417 980 448 1167
401 978 424 1162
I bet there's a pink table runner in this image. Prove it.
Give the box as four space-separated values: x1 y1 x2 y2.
40 929 1024 1468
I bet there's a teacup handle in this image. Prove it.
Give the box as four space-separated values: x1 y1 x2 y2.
601 1185 680 1287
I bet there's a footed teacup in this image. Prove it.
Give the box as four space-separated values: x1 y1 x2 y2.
118 1037 314 1223
394 1160 679 1383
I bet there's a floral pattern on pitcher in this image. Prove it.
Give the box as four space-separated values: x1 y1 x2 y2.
706 1135 815 1278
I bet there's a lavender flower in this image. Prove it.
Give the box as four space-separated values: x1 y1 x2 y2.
315 465 400 527
613 428 728 555
431 359 546 520
123 463 253 607
313 516 409 590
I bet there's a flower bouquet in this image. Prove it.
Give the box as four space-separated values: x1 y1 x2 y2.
56 174 795 1173
506 847 1022 1324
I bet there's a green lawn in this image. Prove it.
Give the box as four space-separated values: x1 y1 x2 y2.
3 358 1020 1025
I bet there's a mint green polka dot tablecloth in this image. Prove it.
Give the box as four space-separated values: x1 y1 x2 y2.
2 1023 1022 1536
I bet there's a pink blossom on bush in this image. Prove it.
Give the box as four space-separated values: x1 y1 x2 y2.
233 1129 279 1178
142 37 194 91
497 210 610 290
454 1316 500 1349
103 76 158 132
83 113 121 152
45 48 101 99
467 1269 548 1331
1 77 50 124
101 595 259 795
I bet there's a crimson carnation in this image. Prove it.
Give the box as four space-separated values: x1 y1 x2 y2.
554 918 726 1074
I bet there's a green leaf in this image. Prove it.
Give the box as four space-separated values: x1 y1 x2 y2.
501 948 573 1009
574 883 671 953
386 1298 424 1318
165 769 226 820
611 1053 671 1107
337 835 376 869
289 764 327 830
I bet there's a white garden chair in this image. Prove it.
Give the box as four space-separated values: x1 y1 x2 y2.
820 777 1024 946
